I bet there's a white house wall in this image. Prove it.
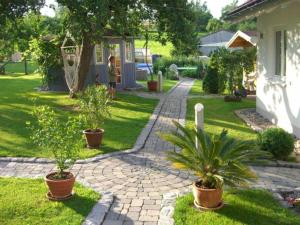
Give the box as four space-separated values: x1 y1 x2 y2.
256 1 300 137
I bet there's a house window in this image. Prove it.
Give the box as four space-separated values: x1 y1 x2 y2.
125 41 133 62
95 43 103 64
275 30 287 76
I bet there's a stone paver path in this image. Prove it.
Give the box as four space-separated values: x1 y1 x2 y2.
1 79 300 225
0 79 194 225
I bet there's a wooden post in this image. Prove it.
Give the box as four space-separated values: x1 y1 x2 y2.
24 58 28 75
158 71 163 92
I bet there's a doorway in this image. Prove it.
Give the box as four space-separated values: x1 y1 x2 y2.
108 44 121 84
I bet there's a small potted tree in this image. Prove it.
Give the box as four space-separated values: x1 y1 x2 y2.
160 121 269 210
29 105 83 200
79 85 111 148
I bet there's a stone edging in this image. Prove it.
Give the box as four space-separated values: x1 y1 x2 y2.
83 191 114 225
235 109 300 169
158 188 190 225
0 79 185 164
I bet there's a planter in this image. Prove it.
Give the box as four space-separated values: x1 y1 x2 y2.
45 172 75 200
147 80 158 92
192 181 223 209
83 129 104 149
224 95 242 102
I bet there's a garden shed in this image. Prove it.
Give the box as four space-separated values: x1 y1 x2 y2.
56 32 137 92
89 32 137 89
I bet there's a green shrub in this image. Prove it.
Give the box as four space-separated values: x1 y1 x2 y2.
29 105 83 178
181 69 198 78
258 128 295 160
153 56 203 75
79 85 111 131
202 66 219 94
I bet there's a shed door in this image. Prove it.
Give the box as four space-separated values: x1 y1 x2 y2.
109 44 122 84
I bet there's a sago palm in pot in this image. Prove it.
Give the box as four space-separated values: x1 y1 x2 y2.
160 121 269 209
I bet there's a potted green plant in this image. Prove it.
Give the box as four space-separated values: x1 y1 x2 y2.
29 105 82 200
143 29 158 92
79 85 111 148
160 121 269 210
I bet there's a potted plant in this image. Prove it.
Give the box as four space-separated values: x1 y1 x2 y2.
29 105 83 200
160 121 269 210
143 29 158 92
79 85 111 148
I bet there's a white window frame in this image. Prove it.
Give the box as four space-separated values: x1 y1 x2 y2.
125 41 133 63
274 29 287 77
95 43 104 64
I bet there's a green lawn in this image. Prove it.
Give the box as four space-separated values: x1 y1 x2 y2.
174 189 300 225
4 61 38 74
186 97 256 141
137 76 178 93
0 73 158 158
0 177 99 225
135 40 174 57
189 79 204 96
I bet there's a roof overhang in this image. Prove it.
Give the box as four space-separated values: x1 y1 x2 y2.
226 31 257 48
225 0 291 23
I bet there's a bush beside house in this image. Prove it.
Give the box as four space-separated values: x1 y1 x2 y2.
258 128 295 160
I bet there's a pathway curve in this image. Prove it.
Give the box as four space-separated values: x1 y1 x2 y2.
0 79 194 225
1 79 300 225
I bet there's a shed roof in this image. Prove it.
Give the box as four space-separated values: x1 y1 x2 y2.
226 30 257 48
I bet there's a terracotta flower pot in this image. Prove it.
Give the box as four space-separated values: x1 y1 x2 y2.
45 172 75 199
83 129 104 149
192 181 223 208
147 81 158 92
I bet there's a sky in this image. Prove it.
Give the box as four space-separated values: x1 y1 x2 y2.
41 0 248 19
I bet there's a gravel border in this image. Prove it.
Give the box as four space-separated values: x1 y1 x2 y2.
0 80 184 164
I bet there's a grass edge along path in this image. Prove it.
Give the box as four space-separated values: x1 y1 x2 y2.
174 189 300 225
0 177 100 225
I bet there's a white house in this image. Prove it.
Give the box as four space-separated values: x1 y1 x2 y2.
227 0 300 138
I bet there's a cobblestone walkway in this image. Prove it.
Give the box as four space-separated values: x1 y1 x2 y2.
1 79 300 225
0 79 194 225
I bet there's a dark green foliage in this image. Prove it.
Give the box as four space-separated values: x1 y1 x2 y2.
191 1 212 32
28 35 64 86
153 56 203 75
258 128 295 160
210 47 257 94
181 69 198 78
202 66 219 94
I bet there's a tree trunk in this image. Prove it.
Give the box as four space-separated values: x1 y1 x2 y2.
75 33 94 92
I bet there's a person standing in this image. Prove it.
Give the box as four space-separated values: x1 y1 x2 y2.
108 55 118 99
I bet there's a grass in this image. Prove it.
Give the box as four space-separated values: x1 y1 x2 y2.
0 73 158 158
0 177 99 225
3 61 38 74
189 79 204 96
174 189 300 225
187 97 256 141
137 75 178 93
135 39 174 57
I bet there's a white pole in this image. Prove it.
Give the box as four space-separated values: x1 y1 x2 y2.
195 103 204 131
158 71 163 92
